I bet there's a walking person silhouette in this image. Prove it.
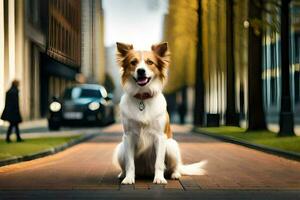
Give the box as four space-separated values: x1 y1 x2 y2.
1 80 23 143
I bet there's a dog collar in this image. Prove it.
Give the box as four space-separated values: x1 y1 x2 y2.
133 93 153 100
133 93 153 111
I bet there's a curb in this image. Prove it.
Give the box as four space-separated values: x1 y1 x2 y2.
194 129 300 162
0 132 99 167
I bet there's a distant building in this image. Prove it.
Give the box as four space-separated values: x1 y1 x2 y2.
40 0 82 116
0 0 82 122
81 0 106 85
0 0 47 121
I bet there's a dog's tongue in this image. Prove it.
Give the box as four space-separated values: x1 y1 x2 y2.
137 77 148 85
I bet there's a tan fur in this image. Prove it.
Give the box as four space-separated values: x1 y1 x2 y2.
164 112 172 139
116 42 170 85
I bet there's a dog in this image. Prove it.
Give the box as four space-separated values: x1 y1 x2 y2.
113 42 207 184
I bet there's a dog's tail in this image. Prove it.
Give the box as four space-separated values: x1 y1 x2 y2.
178 160 207 176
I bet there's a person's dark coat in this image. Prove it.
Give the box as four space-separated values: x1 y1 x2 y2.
1 86 22 123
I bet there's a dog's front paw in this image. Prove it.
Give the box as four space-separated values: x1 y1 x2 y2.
153 176 167 184
121 175 135 184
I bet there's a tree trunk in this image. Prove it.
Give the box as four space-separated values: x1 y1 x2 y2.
225 0 239 126
194 0 205 126
247 0 267 131
278 0 295 136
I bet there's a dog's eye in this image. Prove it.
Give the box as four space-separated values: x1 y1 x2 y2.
146 60 154 65
130 60 138 66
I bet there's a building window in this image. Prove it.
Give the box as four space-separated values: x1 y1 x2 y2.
293 34 300 103
47 0 81 66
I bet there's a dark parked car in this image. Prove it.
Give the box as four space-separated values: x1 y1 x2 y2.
48 84 115 130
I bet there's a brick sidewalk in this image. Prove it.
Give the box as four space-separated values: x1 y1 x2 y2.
0 124 300 190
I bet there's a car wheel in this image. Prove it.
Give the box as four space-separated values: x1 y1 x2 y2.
48 120 61 131
109 107 115 124
110 115 115 124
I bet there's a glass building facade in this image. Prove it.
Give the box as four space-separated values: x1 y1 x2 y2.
262 0 300 124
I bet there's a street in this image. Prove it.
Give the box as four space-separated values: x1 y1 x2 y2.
1 0 300 199
0 124 300 199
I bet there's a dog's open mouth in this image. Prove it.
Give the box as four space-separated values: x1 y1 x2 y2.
135 76 151 87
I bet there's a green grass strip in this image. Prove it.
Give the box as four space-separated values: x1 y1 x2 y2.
0 135 82 160
197 126 300 154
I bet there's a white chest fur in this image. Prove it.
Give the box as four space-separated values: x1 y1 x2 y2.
120 92 167 126
120 92 167 157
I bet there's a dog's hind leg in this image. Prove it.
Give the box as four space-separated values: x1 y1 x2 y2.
166 139 182 180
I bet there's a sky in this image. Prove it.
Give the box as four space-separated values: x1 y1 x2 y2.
103 0 168 50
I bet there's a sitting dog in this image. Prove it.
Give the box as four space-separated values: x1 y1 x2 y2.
113 42 206 184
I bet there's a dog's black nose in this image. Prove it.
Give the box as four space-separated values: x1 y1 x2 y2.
137 68 146 76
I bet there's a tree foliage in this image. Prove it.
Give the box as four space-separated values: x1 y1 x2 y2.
164 0 198 94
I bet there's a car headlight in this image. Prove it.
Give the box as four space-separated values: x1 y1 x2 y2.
50 102 61 112
88 102 100 111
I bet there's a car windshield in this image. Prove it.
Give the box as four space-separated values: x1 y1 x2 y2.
63 87 102 99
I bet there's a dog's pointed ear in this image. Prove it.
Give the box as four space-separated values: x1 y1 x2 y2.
116 42 133 56
151 42 168 57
